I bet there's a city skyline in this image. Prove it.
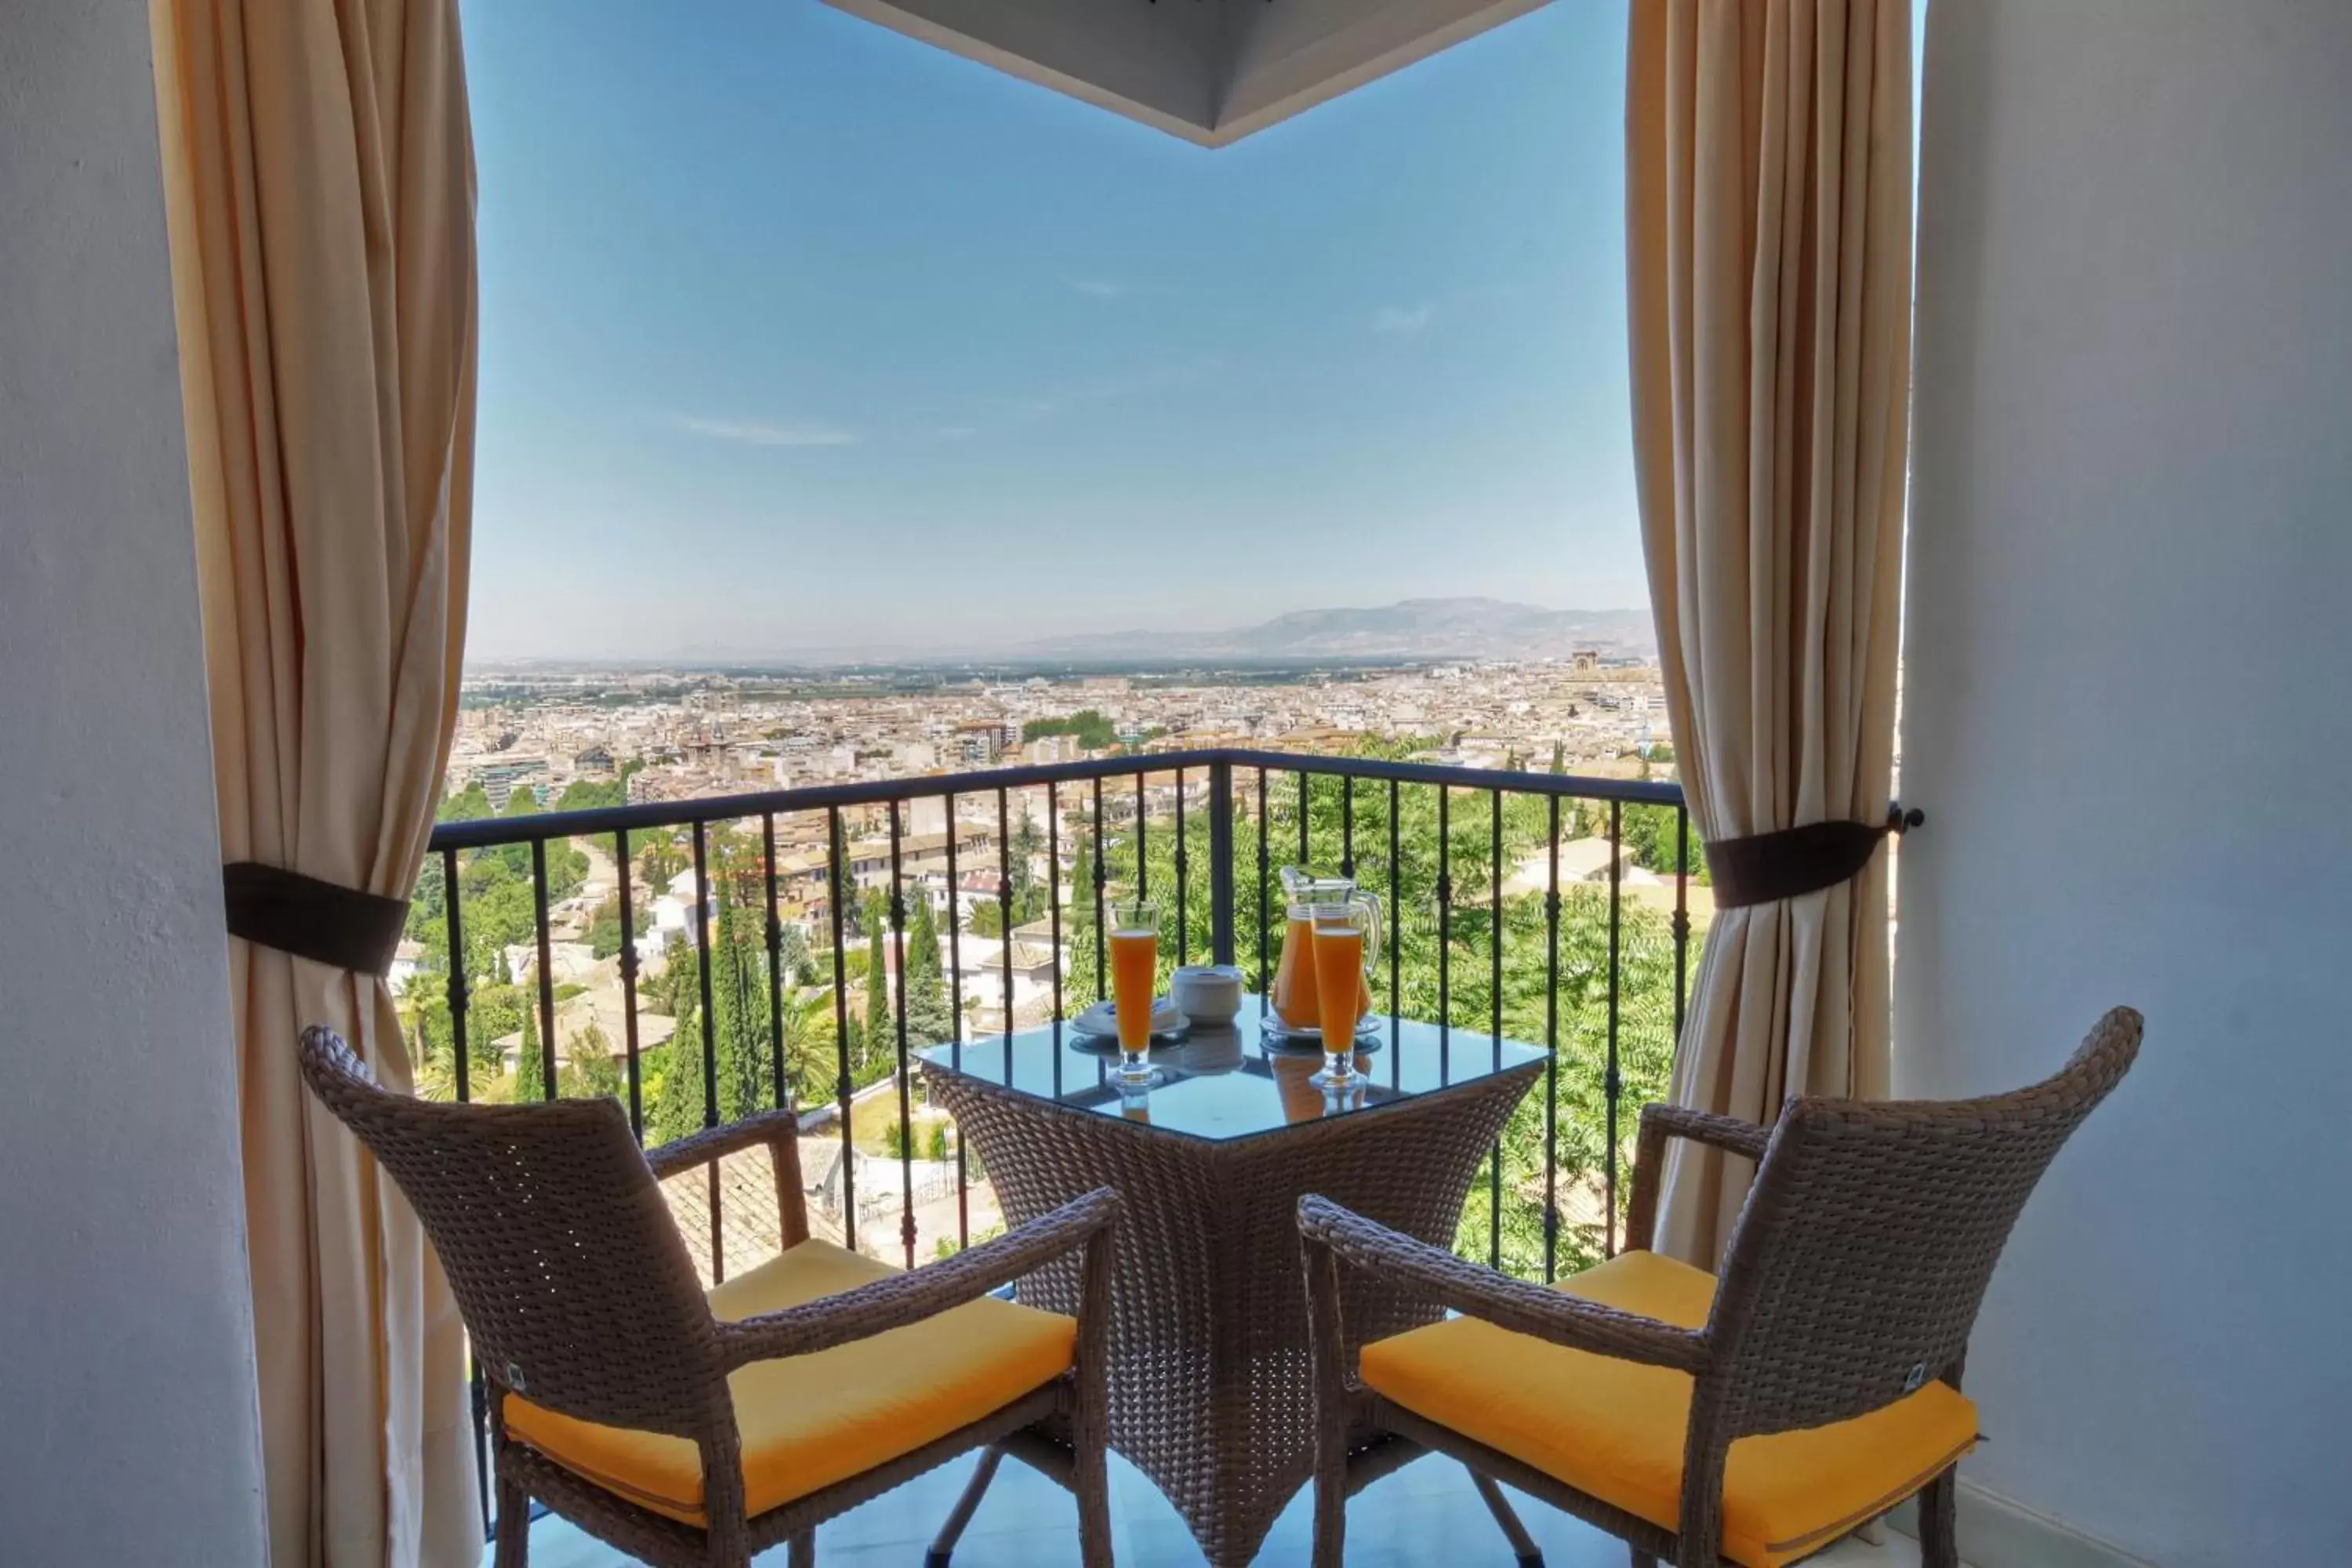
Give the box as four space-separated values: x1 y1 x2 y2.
459 0 1645 661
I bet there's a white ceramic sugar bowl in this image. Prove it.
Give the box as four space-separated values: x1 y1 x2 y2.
1170 964 1245 1026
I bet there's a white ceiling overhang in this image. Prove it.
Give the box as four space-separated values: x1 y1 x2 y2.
819 0 1555 147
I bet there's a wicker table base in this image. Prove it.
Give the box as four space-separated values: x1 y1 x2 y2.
926 1040 1541 1567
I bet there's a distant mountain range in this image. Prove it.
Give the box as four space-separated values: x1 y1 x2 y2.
481 597 1657 670
1008 597 1655 663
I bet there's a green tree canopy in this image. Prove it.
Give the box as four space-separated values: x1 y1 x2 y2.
561 1023 623 1101
437 781 493 822
586 890 648 960
1021 710 1119 750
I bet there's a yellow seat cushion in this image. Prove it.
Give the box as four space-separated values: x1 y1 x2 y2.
503 1238 1076 1526
1356 1249 1978 1568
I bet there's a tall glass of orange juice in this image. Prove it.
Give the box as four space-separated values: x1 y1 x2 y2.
1307 894 1381 1089
1109 898 1160 1085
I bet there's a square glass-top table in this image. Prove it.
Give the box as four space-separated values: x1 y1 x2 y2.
915 1002 1544 1142
916 997 1546 1566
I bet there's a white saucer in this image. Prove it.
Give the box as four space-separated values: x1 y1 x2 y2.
1261 1009 1385 1048
1072 996 1185 1043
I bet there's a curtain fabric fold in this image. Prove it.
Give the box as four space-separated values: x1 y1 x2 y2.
1624 0 1913 1265
153 0 481 1561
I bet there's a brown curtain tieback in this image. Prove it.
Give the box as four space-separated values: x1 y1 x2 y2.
223 862 409 976
1705 808 1921 910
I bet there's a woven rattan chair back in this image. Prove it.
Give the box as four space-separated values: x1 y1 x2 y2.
1702 1006 2142 1439
298 1026 727 1439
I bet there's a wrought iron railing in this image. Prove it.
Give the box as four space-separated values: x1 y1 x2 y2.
410 746 1701 1530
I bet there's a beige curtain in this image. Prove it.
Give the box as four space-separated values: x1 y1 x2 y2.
153 0 481 1562
1624 0 1912 1265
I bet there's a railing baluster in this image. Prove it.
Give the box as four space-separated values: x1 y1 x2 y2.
1134 771 1148 900
999 788 1015 1074
1437 786 1453 1071
1490 786 1504 1272
888 802 915 1269
946 793 966 1252
1173 767 1189 966
1544 795 1562 1282
1298 769 1311 867
764 814 785 1112
1341 775 1355 881
443 844 470 1107
1388 779 1402 1081
441 843 488 1540
1255 768 1270 996
1048 783 1065 1101
691 821 720 1281
615 828 642 1140
1046 784 1064 1022
1091 778 1108 1001
1208 760 1235 967
826 806 854 1254
530 838 557 1101
1673 804 1691 1044
1606 799 1624 1259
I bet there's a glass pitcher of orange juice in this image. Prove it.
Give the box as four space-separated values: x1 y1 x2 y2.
1272 867 1374 1031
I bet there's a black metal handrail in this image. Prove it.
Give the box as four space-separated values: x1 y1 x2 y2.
423 746 1686 851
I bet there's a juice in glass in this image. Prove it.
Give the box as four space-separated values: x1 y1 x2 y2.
1110 928 1160 1051
1108 898 1160 1085
1305 894 1379 1089
1310 921 1365 1043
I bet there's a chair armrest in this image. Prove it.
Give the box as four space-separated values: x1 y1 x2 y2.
1624 1104 1771 1254
644 1105 804 1181
644 1106 810 1250
715 1186 1121 1370
1296 1195 1707 1373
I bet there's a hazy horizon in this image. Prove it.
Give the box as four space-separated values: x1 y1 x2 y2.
461 594 1654 671
461 0 1643 662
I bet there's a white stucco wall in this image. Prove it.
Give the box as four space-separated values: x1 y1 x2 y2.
1901 2 2352 1563
0 0 268 1560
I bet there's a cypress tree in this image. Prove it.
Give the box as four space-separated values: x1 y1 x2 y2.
709 877 771 1119
904 892 953 1045
862 892 888 1075
649 937 706 1142
650 1013 706 1144
515 1003 548 1103
1008 813 1045 924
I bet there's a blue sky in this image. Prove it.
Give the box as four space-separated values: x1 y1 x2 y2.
461 0 1642 661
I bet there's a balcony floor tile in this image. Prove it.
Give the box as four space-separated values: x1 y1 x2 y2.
488 1449 1940 1566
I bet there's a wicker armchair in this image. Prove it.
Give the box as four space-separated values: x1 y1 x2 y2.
296 1026 1120 1568
1298 1007 2142 1568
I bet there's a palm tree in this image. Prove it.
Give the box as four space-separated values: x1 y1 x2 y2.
779 986 843 1109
